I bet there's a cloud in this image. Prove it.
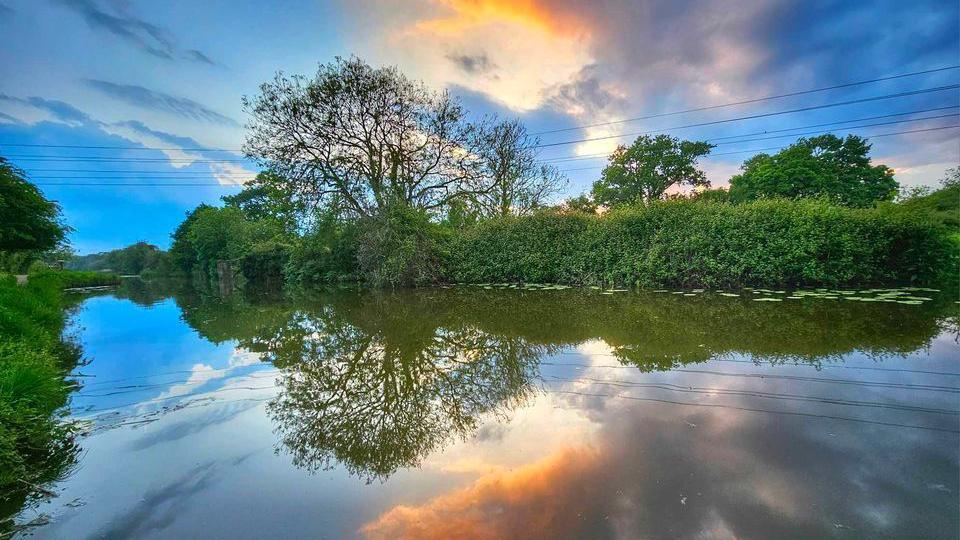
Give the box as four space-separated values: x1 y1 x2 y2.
0 94 93 125
93 462 220 538
55 0 218 65
361 446 608 540
355 0 593 111
185 49 218 66
446 52 495 75
85 79 239 126
0 2 13 17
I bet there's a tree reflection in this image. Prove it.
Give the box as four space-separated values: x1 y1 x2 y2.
169 286 953 481
262 295 546 481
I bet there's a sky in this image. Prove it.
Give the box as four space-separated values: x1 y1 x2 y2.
0 0 958 254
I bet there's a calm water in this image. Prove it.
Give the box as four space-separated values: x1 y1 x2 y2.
10 281 960 539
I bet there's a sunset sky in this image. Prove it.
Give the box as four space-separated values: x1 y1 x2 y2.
1 0 957 253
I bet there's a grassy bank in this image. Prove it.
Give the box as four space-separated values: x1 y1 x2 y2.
448 198 957 288
0 270 116 510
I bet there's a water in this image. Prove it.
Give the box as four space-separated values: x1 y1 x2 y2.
10 282 960 539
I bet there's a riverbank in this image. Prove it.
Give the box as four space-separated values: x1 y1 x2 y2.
0 270 119 509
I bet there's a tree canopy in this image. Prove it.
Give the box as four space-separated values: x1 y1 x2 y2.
243 57 486 218
591 135 713 207
728 134 897 207
472 118 566 217
0 158 68 253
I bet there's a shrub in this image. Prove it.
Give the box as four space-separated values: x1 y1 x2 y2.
240 241 292 285
285 218 360 284
354 205 447 287
450 198 955 288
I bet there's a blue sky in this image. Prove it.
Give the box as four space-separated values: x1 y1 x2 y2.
0 0 957 253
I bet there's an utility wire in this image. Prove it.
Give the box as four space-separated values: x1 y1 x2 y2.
554 124 960 173
532 84 960 149
2 81 957 157
31 124 960 184
530 65 960 135
542 106 959 163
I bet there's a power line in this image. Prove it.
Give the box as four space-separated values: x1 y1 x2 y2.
532 84 960 149
554 124 960 173
531 65 960 135
34 182 244 187
5 84 957 166
711 113 958 145
29 124 960 183
0 73 955 156
28 174 256 179
542 106 959 163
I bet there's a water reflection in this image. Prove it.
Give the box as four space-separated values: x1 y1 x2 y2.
20 281 956 539
158 286 956 482
263 299 545 480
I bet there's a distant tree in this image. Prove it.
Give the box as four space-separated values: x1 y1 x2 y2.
562 194 598 214
689 187 731 203
591 135 713 207
0 158 68 253
940 166 959 189
222 171 303 234
243 57 485 218
728 134 897 207
472 118 566 217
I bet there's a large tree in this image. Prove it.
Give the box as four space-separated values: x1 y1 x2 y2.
0 157 68 253
472 118 566 217
243 57 485 218
591 135 713 207
728 134 897 207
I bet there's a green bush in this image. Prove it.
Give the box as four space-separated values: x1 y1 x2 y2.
450 198 956 288
240 241 291 284
354 204 448 287
285 219 360 284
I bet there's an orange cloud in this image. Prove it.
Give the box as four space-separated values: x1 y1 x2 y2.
412 0 587 39
360 446 607 540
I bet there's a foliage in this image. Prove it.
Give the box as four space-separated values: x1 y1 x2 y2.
451 198 955 287
689 187 731 203
354 204 448 287
892 167 959 231
592 135 713 207
728 134 897 207
243 56 486 218
169 204 211 274
170 205 285 280
562 194 598 214
0 272 82 504
67 241 171 276
471 117 566 217
0 158 68 254
222 171 304 234
284 214 360 284
239 241 292 285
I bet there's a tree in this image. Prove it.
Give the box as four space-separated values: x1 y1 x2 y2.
472 118 566 217
0 158 68 253
169 204 211 273
222 171 303 234
243 57 485 219
562 194 598 214
728 134 897 207
591 135 713 207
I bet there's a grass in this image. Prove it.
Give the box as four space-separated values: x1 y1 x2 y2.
0 270 107 515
